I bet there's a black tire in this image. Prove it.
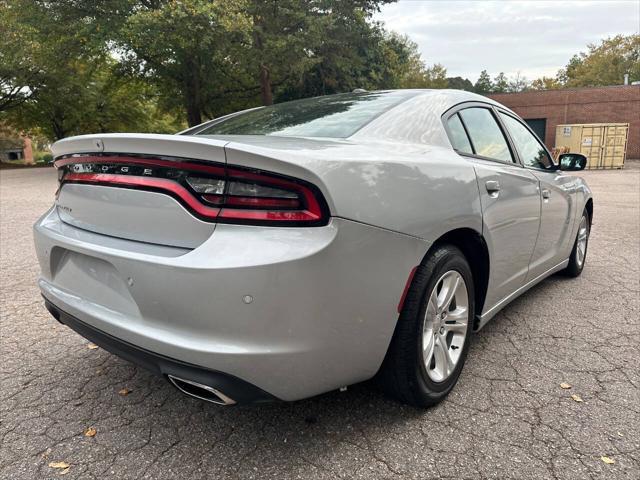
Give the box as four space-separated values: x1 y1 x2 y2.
377 245 475 407
562 209 590 278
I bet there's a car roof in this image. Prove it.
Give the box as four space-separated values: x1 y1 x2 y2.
381 88 498 102
185 89 513 149
351 89 511 148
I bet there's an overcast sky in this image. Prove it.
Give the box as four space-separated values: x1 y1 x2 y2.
375 1 640 83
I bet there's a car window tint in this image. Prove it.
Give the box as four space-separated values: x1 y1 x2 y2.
192 91 418 138
447 114 473 154
499 112 554 170
459 108 512 162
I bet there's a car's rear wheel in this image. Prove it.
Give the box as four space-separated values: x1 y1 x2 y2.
377 245 474 407
562 209 590 277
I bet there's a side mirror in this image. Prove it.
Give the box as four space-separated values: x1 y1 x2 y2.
558 153 587 171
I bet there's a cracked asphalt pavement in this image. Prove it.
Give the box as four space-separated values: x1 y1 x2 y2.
1 164 638 480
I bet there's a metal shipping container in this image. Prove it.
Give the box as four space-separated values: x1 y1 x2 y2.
555 123 629 169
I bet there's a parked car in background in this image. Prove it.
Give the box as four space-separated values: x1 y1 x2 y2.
34 90 592 407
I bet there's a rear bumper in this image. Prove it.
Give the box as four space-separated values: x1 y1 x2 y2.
34 207 428 401
44 298 275 404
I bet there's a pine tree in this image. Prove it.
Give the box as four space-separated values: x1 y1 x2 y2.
474 70 493 93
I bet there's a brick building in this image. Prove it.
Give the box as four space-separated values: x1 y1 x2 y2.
488 85 640 159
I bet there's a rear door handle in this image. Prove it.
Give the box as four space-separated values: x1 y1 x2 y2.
485 180 500 197
542 189 551 199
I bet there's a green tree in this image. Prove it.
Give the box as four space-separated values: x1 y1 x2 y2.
474 70 493 93
423 64 448 88
118 0 393 120
507 72 529 93
530 76 562 91
276 5 401 100
0 2 46 111
381 32 428 88
247 1 319 106
119 0 253 126
492 72 509 93
561 34 640 87
9 59 182 140
380 34 446 89
2 0 448 138
2 0 183 138
446 76 474 91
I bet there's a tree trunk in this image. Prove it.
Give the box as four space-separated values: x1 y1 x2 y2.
52 118 66 140
185 58 203 127
186 100 202 127
259 64 273 106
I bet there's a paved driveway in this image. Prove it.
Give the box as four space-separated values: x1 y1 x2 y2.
1 164 638 480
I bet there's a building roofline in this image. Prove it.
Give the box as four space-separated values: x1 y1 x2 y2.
487 84 639 96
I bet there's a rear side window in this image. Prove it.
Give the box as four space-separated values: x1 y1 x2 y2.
459 108 512 162
499 112 555 170
447 114 473 154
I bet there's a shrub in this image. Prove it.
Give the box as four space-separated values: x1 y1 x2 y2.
34 152 53 163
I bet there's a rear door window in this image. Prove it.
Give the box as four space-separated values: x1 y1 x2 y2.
459 108 513 162
447 114 473 154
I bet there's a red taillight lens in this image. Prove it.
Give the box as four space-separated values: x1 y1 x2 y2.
54 155 329 226
223 195 300 208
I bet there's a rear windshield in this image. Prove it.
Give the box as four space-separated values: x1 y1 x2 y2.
192 91 416 138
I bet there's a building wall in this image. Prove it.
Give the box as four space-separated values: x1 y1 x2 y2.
488 85 640 159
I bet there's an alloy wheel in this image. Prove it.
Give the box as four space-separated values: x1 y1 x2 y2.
576 215 589 268
422 270 469 382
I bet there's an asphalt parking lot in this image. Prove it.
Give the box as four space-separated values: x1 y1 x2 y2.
1 164 638 480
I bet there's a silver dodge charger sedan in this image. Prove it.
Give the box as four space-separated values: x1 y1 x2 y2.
34 89 592 407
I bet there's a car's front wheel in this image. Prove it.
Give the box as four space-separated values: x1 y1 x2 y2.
562 209 591 277
378 245 474 407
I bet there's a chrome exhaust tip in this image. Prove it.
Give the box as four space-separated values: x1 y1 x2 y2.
167 375 236 405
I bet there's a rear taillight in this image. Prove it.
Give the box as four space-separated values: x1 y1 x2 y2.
54 155 329 226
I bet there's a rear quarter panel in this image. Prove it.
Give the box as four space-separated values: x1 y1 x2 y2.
225 139 482 244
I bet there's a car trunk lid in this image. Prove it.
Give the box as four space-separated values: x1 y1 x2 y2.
52 134 228 249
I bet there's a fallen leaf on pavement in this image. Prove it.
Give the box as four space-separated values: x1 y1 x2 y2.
571 394 583 402
560 382 572 389
49 461 70 469
87 343 99 350
84 427 97 437
118 388 131 396
59 467 70 475
601 456 615 464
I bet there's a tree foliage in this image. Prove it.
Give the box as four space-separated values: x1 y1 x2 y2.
1 1 636 140
473 34 639 94
119 0 253 126
507 73 529 93
247 0 320 105
530 76 562 91
474 70 493 94
560 35 639 87
531 34 639 91
2 0 430 133
446 76 474 91
0 2 45 112
492 72 509 93
268 6 401 100
118 0 404 124
2 0 182 139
